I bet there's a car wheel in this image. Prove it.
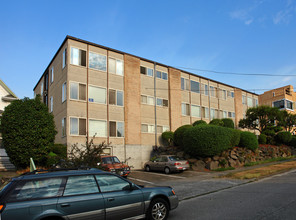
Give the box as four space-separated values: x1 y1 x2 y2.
145 165 151 172
147 198 169 220
164 167 170 174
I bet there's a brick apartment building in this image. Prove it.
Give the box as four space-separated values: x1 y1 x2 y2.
33 36 258 168
259 85 296 113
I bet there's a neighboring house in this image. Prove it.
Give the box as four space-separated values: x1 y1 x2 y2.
0 79 18 170
259 85 296 113
33 35 259 169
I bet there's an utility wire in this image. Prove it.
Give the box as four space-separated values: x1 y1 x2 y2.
173 66 296 77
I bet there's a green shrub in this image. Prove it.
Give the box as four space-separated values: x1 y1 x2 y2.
230 129 241 147
222 118 234 129
49 144 67 158
258 134 267 144
209 119 224 126
192 120 207 126
174 125 192 147
239 131 258 151
183 125 233 157
289 136 296 148
275 131 292 145
161 131 174 146
262 129 276 145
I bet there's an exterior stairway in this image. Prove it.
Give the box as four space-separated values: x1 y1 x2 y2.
0 149 16 171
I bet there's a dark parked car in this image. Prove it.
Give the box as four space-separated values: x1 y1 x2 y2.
0 168 178 220
144 155 190 174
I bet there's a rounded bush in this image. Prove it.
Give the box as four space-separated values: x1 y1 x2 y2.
239 131 258 151
161 131 174 146
192 120 207 127
258 134 267 144
222 118 234 129
230 129 241 147
173 125 192 147
275 131 292 145
209 119 224 126
289 136 296 148
183 125 233 157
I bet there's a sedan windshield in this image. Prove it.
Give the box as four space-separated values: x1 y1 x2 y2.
169 156 184 161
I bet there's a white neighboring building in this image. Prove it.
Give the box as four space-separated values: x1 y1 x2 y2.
0 79 18 170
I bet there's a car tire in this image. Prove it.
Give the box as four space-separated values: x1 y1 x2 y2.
145 165 151 172
164 167 170 174
147 198 169 220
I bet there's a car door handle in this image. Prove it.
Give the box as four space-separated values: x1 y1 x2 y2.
61 203 70 207
107 198 115 202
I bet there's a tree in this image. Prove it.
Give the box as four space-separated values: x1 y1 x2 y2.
238 106 281 134
1 96 57 169
278 110 296 132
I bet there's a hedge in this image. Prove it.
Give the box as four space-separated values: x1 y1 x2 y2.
209 119 224 126
239 131 258 151
173 125 192 147
275 131 292 145
193 120 207 127
230 129 241 147
161 131 174 146
289 136 296 148
222 118 234 129
183 125 233 157
258 134 267 144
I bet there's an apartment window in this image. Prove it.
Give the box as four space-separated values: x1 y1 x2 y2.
70 82 86 101
71 47 86 67
88 86 106 104
210 108 215 120
273 92 275 97
110 121 124 137
227 91 234 98
222 90 227 100
190 80 200 93
191 105 201 118
50 96 53 112
41 82 44 96
140 66 153 77
70 117 86 136
141 95 154 105
62 82 67 103
232 112 235 118
141 124 155 133
89 52 107 71
210 86 215 97
109 89 123 106
223 111 227 118
286 100 293 109
255 99 258 106
62 118 66 137
50 67 54 83
181 78 189 90
156 71 168 80
109 58 123 76
247 97 253 107
182 103 190 116
63 48 67 69
202 107 209 118
157 125 169 133
156 98 168 107
89 119 107 137
242 95 246 105
204 84 209 96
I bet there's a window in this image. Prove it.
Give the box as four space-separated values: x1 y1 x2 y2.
70 117 86 136
202 107 209 118
181 78 189 90
157 125 169 133
62 82 67 102
41 82 44 96
156 98 168 107
140 66 153 77
71 47 86 67
63 48 67 69
210 86 215 97
8 178 63 202
190 80 200 93
109 89 123 106
89 86 106 104
232 112 235 118
191 105 201 118
182 103 190 116
50 96 53 112
255 99 258 106
62 118 66 137
110 121 124 137
89 119 107 137
95 175 130 193
89 52 107 71
64 175 99 196
223 111 227 118
222 90 227 100
141 95 154 105
210 108 215 120
242 95 246 105
50 67 54 83
109 58 123 75
286 100 293 110
162 126 169 132
70 82 86 101
156 71 168 80
247 97 253 107
227 91 234 98
141 124 155 133
273 92 275 97
204 84 209 96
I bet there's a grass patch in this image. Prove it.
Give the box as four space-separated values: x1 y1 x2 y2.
213 167 235 172
244 156 295 167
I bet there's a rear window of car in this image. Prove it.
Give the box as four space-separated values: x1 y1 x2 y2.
7 178 64 202
169 156 183 161
63 175 99 196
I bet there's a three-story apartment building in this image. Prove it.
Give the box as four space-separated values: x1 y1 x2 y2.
34 36 258 168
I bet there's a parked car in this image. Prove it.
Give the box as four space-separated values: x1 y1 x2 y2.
99 155 131 177
0 168 178 220
144 155 190 174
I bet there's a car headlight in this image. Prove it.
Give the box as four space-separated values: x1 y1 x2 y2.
125 167 130 171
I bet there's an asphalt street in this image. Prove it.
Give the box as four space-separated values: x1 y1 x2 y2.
169 169 296 220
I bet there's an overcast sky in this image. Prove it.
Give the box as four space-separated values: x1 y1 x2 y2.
1 0 296 98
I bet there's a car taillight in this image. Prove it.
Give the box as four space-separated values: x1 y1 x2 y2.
174 162 181 166
186 161 189 164
172 190 176 195
0 204 5 213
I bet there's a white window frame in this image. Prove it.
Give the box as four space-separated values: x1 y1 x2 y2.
141 124 155 133
89 119 107 137
109 57 124 76
70 47 86 67
181 78 190 91
156 70 168 80
190 80 200 93
41 82 44 96
62 117 66 137
109 121 124 138
140 66 153 77
109 89 124 106
50 66 54 83
69 81 86 102
50 96 53 112
141 95 155 105
88 85 106 104
191 105 201 118
182 103 190 116
69 117 86 136
62 48 67 69
62 82 67 103
89 51 107 72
